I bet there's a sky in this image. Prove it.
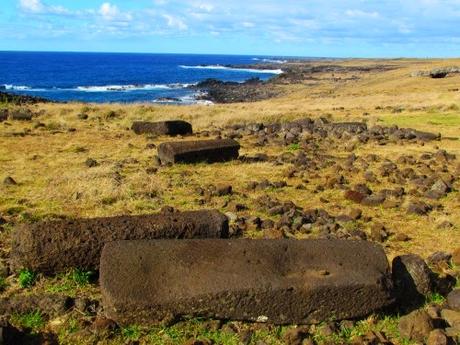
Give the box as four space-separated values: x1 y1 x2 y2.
1 0 460 57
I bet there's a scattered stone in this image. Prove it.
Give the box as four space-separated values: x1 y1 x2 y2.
3 177 17 186
85 158 99 168
394 233 410 242
9 109 33 121
131 120 193 136
399 309 434 342
100 239 394 326
91 316 118 334
437 221 454 229
348 208 363 220
283 326 309 345
11 209 229 274
447 290 460 311
215 184 232 196
427 329 451 345
361 194 386 207
0 294 73 317
407 201 432 215
344 190 366 204
426 179 451 199
441 309 460 330
157 139 240 164
392 254 433 307
370 223 388 243
0 109 7 122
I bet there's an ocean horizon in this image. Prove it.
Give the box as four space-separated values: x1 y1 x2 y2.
0 51 306 104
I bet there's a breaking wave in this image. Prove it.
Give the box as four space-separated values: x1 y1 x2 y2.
252 58 288 64
1 83 195 92
179 65 283 74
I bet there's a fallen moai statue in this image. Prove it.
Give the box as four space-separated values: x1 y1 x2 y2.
100 239 394 325
131 120 193 136
157 138 240 164
11 210 228 274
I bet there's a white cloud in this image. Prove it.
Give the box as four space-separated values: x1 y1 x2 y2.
242 22 255 28
19 0 43 13
19 0 71 15
163 14 188 30
99 3 132 21
345 9 380 18
193 2 214 12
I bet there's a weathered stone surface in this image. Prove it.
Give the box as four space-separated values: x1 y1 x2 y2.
452 247 460 266
399 309 434 342
441 309 460 329
100 239 394 326
9 109 32 121
131 120 192 136
11 210 228 274
392 254 433 307
0 109 7 122
427 329 450 345
447 289 460 311
0 294 73 317
158 139 240 164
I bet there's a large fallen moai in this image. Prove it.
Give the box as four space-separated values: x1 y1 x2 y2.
11 210 228 274
100 239 394 325
131 120 193 136
158 138 240 164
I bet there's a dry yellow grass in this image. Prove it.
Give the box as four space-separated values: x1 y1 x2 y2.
2 58 459 257
0 58 460 345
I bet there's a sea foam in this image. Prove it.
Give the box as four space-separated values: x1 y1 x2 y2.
179 65 283 74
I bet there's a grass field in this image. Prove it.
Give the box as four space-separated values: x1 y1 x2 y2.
1 58 459 344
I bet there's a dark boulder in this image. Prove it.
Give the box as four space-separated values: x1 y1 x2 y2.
131 120 193 136
100 239 394 326
11 209 228 274
157 139 240 164
392 254 434 308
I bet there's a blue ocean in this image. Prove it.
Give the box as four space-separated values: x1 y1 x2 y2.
0 52 287 103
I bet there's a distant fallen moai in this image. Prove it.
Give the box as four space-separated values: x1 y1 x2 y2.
11 210 228 274
131 120 192 136
158 138 240 164
100 239 394 325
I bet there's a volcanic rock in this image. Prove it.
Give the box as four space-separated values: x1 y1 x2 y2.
100 239 394 325
131 120 192 136
158 139 240 164
11 209 228 274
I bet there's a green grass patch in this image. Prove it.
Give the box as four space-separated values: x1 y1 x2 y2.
46 269 93 295
18 269 37 288
287 143 300 151
122 325 142 341
425 292 446 305
11 311 45 332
